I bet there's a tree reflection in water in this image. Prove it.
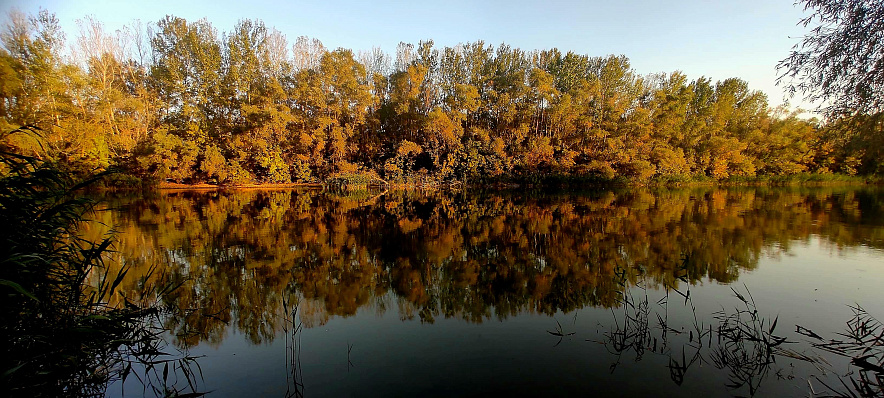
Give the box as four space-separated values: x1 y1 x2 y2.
84 186 883 396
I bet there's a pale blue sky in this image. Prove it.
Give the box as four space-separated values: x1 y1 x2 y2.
2 0 813 109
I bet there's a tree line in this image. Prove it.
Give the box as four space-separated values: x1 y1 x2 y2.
1 10 881 185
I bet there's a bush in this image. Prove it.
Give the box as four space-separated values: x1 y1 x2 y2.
326 169 385 188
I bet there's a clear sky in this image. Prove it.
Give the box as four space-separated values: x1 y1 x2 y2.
1 0 814 109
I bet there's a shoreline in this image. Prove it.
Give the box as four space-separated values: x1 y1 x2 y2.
157 182 324 190
142 176 880 191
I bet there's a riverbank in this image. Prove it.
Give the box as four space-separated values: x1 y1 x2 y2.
101 171 881 191
158 181 323 190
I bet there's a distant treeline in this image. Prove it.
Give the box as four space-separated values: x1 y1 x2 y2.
1 10 882 185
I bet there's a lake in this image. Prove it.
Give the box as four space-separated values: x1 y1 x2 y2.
91 186 884 397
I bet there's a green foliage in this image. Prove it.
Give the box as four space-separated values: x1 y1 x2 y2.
326 169 384 187
139 127 198 182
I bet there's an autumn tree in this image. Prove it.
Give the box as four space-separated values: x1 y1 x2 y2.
2 10 872 183
778 0 884 175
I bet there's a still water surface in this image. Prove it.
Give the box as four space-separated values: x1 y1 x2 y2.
93 187 884 397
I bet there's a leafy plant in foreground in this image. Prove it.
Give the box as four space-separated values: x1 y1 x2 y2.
0 126 202 397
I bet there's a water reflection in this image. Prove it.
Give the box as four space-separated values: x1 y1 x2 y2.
598 279 884 397
84 186 884 349
599 271 789 397
283 296 304 398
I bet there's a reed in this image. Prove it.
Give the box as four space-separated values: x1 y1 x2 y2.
597 263 883 397
0 126 201 397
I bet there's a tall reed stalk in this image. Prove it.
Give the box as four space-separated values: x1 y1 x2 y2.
0 126 201 397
